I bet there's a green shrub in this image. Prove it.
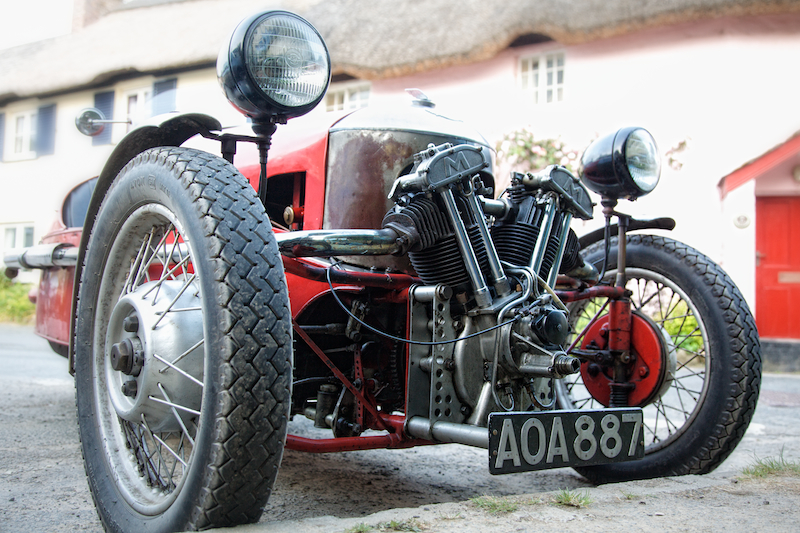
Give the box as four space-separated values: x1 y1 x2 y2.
0 274 36 323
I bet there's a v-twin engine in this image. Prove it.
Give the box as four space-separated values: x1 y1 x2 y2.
383 142 595 304
380 142 597 425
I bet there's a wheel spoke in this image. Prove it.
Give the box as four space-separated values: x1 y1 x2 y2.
673 383 690 421
148 395 202 417
136 227 172 293
567 299 609 353
139 416 178 490
672 378 703 399
559 266 711 456
150 225 177 303
657 400 680 434
164 338 204 371
125 230 155 295
151 273 197 329
146 429 188 472
157 383 196 447
142 255 193 299
675 359 706 376
635 280 661 309
153 353 204 387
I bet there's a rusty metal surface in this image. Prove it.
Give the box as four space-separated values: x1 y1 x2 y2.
321 104 494 273
325 130 415 232
325 129 492 273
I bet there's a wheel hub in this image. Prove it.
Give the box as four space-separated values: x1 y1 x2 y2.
579 311 676 407
106 279 204 432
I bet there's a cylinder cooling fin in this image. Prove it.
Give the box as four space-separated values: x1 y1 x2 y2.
492 174 585 282
383 193 491 289
491 195 543 268
558 230 583 274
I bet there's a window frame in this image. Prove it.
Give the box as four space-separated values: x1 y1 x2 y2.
125 87 152 131
519 51 565 105
2 223 35 251
325 81 371 113
11 110 37 159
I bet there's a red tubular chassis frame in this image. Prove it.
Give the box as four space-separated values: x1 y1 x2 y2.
282 255 631 453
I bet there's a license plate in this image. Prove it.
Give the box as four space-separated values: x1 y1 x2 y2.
488 409 645 474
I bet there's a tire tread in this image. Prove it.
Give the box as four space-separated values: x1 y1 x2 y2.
75 147 291 531
577 234 760 483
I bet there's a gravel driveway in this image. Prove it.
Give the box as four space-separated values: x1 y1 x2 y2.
1 323 798 532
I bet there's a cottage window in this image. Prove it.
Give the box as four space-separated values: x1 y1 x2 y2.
152 78 177 115
7 103 56 159
520 52 564 104
2 224 33 250
13 112 37 156
325 82 370 112
23 226 34 247
125 78 177 130
126 89 152 131
4 227 15 249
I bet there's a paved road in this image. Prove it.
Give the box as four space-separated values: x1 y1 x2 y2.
0 323 798 532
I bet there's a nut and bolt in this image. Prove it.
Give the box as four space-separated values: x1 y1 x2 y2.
121 380 138 398
110 337 143 376
122 315 139 333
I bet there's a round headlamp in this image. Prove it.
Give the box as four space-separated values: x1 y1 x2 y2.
580 127 661 200
218 11 331 123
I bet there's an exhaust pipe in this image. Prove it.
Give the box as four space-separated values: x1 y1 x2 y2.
4 243 79 275
406 416 489 449
275 228 403 258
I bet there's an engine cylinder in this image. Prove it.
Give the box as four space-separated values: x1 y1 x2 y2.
384 194 490 289
491 177 581 282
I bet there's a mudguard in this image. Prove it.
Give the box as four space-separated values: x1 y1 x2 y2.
67 112 222 372
578 217 676 250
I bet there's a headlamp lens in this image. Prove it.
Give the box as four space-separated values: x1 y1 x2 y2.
246 13 329 108
625 129 660 193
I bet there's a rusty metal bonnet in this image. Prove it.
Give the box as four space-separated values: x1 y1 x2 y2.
323 94 494 272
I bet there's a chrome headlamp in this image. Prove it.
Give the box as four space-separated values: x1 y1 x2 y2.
217 11 331 124
580 127 661 200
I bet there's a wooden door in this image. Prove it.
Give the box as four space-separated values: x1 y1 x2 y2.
755 196 800 339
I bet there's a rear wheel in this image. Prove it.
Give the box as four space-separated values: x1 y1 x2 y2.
557 235 760 483
74 147 292 531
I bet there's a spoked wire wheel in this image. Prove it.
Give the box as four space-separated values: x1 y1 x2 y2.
74 147 292 532
561 268 709 453
556 235 760 483
94 209 203 511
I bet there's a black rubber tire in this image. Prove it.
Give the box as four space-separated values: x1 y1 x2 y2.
559 234 761 483
74 147 292 531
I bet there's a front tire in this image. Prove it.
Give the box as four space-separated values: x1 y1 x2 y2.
557 235 761 483
74 147 292 531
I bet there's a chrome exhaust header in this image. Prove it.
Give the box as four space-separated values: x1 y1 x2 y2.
275 228 403 258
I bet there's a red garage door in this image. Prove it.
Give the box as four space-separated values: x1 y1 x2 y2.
756 196 800 339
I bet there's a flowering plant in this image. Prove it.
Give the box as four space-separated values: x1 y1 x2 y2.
495 128 580 175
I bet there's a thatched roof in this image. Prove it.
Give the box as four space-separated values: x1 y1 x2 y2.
1 0 799 105
308 0 800 80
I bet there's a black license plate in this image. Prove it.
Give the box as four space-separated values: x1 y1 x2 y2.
488 409 645 474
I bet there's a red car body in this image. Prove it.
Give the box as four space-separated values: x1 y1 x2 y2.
34 112 339 350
